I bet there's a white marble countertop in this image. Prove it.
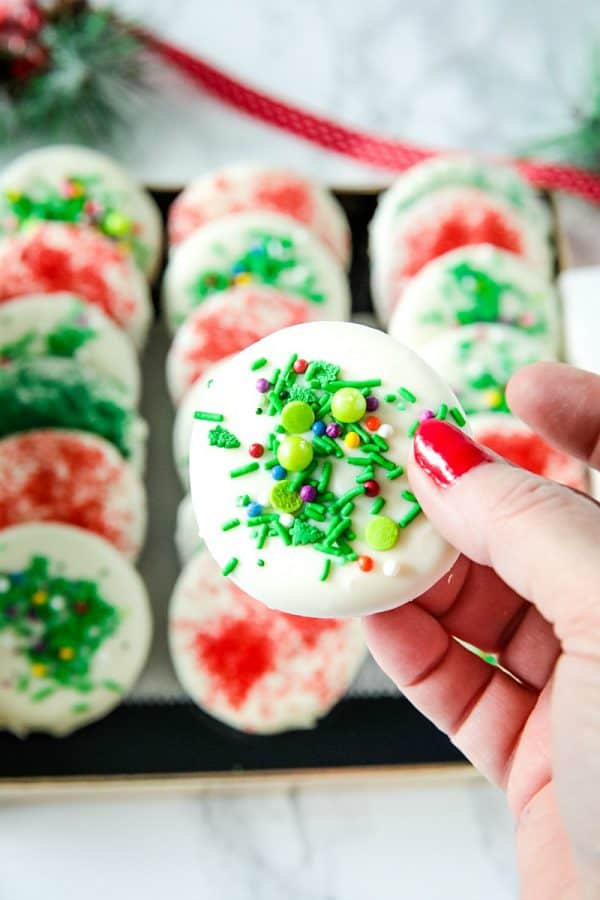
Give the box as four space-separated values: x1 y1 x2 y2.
4 2 599 897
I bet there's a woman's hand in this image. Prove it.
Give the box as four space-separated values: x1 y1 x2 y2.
364 362 600 900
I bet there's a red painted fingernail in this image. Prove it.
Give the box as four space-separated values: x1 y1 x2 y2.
413 419 493 487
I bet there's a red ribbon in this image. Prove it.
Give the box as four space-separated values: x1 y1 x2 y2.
147 34 600 205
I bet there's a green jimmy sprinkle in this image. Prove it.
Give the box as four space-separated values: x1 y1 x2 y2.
250 357 268 371
222 557 239 576
194 410 224 422
229 462 260 478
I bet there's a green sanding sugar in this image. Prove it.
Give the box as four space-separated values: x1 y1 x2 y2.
0 358 136 458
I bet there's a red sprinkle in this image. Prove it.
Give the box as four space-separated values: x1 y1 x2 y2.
293 358 308 374
365 416 381 432
357 555 374 572
249 443 264 458
363 480 380 497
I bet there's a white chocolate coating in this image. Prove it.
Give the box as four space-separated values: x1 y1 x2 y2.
0 222 153 349
189 322 465 618
470 413 588 492
0 430 147 559
166 286 311 404
419 323 554 416
173 360 227 488
0 294 141 405
168 546 366 733
388 244 560 354
162 211 351 332
168 163 351 267
0 523 152 736
175 494 202 565
370 156 553 324
0 145 163 280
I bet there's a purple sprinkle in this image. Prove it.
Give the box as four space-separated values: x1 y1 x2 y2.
256 378 271 393
299 484 317 502
325 423 341 438
365 395 379 412
419 409 435 422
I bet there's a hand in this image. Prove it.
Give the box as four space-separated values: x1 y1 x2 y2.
364 362 600 900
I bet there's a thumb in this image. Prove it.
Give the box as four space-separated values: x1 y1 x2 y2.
409 418 600 651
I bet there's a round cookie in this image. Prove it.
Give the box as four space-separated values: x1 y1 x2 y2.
169 546 366 733
166 286 311 404
175 494 202 565
0 522 151 736
370 156 552 324
0 430 147 559
0 294 141 405
173 361 226 488
0 222 152 349
189 321 467 618
470 413 588 492
162 211 351 332
0 145 163 279
0 357 147 471
388 244 560 354
419 323 553 416
167 163 351 267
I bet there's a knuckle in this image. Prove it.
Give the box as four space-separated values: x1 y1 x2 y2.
490 473 569 528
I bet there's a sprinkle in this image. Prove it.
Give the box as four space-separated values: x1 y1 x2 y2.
317 461 332 492
247 502 263 518
355 468 376 484
371 496 385 515
277 435 314 472
30 663 47 678
274 521 292 545
270 481 303 514
32 590 48 606
437 403 448 420
325 422 341 438
257 559 265 567
399 505 422 527
264 458 278 470
331 387 367 423
358 555 374 572
386 466 404 480
365 516 399 551
281 400 315 434
383 560 400 577
250 357 268 371
377 424 393 439
398 387 416 403
272 464 287 481
327 379 382 390
293 358 308 374
195 410 224 423
256 377 271 393
222 557 239 576
419 409 435 422
365 396 379 412
345 456 372 466
280 513 295 527
236 494 251 507
313 543 345 557
366 452 396 471
331 486 365 510
249 443 264 458
209 425 241 448
221 518 241 531
320 560 331 581
365 416 381 432
401 490 417 503
230 462 260 478
408 421 419 437
304 506 326 522
450 406 466 426
300 484 317 502
344 431 361 449
364 479 380 497
58 646 75 661
341 501 355 517
385 393 397 403
257 524 269 548
312 420 326 436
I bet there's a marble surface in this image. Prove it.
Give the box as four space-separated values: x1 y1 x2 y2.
4 2 598 897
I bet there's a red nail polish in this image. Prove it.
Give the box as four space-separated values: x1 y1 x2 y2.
413 419 493 487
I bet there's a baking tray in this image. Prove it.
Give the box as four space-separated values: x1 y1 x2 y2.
3 186 556 793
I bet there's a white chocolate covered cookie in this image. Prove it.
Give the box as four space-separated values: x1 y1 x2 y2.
419 323 554 416
175 494 202 565
0 294 141 405
173 361 227 488
388 244 559 354
0 145 163 279
189 322 467 618
168 163 351 267
166 286 311 404
0 523 152 736
370 156 552 324
0 222 152 348
470 413 588 492
162 212 351 332
0 430 147 559
169 546 366 733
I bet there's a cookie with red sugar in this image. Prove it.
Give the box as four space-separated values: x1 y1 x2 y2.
168 546 365 733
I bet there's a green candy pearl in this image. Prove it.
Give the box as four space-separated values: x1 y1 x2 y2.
281 400 315 434
365 515 399 551
277 435 314 472
331 387 366 423
103 211 132 237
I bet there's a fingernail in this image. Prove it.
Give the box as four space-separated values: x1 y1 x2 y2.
413 419 493 487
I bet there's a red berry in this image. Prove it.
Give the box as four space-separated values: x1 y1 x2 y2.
357 555 374 572
364 479 380 497
365 416 381 432
249 443 264 458
293 358 308 374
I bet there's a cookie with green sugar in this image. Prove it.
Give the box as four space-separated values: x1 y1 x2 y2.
0 523 152 736
388 244 560 355
0 357 147 471
189 321 468 618
162 211 351 333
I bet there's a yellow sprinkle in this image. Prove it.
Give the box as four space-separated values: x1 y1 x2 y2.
6 189 21 202
31 663 47 678
58 647 75 661
70 182 84 197
344 432 361 449
484 388 504 408
32 590 48 605
233 273 252 285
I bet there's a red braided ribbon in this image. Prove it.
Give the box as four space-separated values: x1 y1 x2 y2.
147 34 600 204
